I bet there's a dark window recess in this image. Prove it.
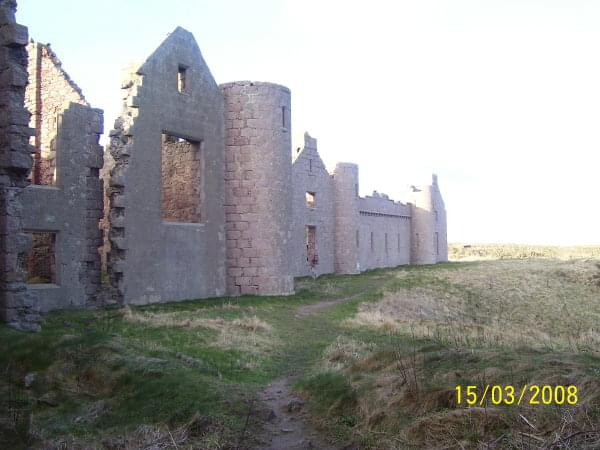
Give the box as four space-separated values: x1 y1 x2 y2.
161 132 203 223
24 231 57 284
178 65 187 93
306 226 318 267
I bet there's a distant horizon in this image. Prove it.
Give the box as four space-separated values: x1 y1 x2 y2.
17 0 600 246
449 242 600 247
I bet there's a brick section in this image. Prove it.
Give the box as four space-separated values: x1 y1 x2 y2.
221 81 294 296
0 0 40 331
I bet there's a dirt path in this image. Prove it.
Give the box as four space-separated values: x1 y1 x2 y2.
251 292 369 448
252 378 338 450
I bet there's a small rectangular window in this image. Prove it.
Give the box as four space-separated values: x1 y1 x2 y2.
306 191 316 208
436 232 439 255
24 231 57 284
370 231 374 252
178 65 187 93
356 230 359 248
385 233 388 254
397 233 401 252
282 106 287 128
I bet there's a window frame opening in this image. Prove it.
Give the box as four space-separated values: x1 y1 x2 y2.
305 191 316 208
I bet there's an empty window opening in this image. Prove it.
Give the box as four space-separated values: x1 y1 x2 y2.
397 233 401 252
355 183 359 197
356 230 360 248
282 106 287 128
29 117 58 186
161 133 203 223
177 65 187 93
436 232 439 256
306 191 316 208
385 233 389 254
306 226 318 267
370 231 374 252
24 231 57 284
309 159 313 172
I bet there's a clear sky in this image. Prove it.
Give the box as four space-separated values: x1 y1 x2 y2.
18 0 600 245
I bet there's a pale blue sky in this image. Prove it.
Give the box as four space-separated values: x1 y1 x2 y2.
18 0 600 245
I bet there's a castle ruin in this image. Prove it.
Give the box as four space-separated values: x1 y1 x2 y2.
0 4 447 331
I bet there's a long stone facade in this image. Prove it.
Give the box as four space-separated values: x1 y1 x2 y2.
292 133 447 278
0 16 448 331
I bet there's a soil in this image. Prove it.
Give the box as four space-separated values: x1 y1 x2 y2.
252 378 338 450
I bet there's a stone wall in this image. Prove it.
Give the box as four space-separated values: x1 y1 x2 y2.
221 81 294 295
291 133 335 277
17 39 104 312
0 0 39 331
432 175 448 262
25 42 87 186
357 194 411 271
20 101 103 312
107 27 226 305
332 163 360 274
410 175 448 264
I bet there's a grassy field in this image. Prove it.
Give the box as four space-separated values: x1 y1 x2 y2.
2 245 600 448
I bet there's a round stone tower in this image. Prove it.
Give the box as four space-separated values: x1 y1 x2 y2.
410 184 436 265
333 162 360 274
220 81 294 296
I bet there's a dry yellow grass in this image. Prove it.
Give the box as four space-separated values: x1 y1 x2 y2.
122 307 275 355
345 259 600 352
449 243 600 261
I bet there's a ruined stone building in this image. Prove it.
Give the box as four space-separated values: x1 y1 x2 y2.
0 2 447 331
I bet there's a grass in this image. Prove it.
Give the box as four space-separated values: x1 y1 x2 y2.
1 245 600 448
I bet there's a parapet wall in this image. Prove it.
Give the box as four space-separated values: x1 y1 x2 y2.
221 81 294 295
357 194 411 270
